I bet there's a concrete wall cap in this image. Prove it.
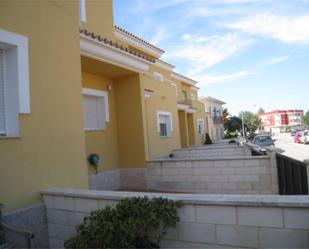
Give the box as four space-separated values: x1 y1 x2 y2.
41 188 309 207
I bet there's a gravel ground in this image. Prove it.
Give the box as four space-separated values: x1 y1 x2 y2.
273 132 309 162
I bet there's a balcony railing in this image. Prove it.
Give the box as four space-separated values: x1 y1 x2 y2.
213 116 223 124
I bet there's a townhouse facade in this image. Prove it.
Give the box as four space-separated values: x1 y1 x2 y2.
200 96 226 141
0 0 207 213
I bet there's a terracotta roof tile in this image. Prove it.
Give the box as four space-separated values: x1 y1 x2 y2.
114 25 165 53
80 29 156 63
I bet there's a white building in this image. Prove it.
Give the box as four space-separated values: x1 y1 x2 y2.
200 96 226 141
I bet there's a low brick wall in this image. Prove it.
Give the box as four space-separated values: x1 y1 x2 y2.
89 168 146 191
42 189 309 249
171 145 250 158
2 204 48 248
147 156 274 194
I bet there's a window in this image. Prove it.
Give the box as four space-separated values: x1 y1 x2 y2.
0 29 30 137
79 0 86 23
190 93 196 101
82 88 109 131
197 118 205 134
181 90 187 101
157 111 173 137
153 72 164 82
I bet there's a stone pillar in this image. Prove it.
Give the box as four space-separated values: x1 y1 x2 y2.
303 159 309 194
265 147 284 194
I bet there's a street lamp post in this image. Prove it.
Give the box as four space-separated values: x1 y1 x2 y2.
241 112 245 140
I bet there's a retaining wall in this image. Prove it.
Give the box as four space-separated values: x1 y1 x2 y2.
42 188 309 249
171 145 250 158
147 156 274 194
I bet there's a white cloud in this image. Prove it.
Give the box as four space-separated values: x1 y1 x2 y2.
196 70 257 86
263 55 289 66
164 32 254 75
149 28 168 45
225 13 309 44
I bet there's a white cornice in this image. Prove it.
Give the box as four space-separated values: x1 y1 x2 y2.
177 103 190 111
199 96 226 105
187 107 197 113
114 29 164 58
154 59 175 71
171 72 197 86
80 34 152 73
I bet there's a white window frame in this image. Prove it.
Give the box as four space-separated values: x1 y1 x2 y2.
79 0 87 23
197 118 205 134
82 88 109 131
157 111 173 138
153 72 164 82
0 29 30 137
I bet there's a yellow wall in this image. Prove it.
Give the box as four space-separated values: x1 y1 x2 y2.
140 74 181 159
81 0 115 40
178 110 189 148
114 74 147 168
82 72 120 174
0 1 88 211
187 113 195 145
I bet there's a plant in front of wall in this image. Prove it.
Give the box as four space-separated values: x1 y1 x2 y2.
204 132 212 144
64 196 182 249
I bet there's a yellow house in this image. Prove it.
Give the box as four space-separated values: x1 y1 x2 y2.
0 0 207 217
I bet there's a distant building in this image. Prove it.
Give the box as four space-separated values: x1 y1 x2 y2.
200 96 226 140
258 109 304 133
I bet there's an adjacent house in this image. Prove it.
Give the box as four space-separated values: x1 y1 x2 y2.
200 96 226 141
0 0 207 213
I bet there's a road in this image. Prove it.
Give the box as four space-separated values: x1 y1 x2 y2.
273 133 309 162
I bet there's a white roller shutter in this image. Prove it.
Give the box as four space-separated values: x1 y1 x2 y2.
0 49 6 135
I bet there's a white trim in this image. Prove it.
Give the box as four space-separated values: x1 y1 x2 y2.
156 111 173 136
82 88 109 122
197 118 205 134
177 103 190 111
114 28 164 58
171 71 197 86
154 59 174 71
187 107 197 114
199 96 226 105
153 72 164 82
79 0 86 23
80 34 152 73
0 29 30 114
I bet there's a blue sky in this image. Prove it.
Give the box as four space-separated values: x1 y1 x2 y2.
113 0 309 115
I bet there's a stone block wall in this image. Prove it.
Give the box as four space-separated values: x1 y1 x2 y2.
147 156 274 194
42 189 309 249
2 204 48 248
88 168 146 191
171 145 250 159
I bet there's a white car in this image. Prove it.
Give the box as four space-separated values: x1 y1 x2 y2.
300 130 309 144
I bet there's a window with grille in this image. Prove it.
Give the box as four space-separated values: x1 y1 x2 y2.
197 118 205 134
0 49 6 136
157 111 173 137
82 88 109 131
0 29 30 137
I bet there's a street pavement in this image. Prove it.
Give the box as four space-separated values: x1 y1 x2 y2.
273 133 309 162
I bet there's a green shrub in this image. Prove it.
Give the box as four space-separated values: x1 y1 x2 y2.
228 139 236 144
64 197 182 249
204 132 212 144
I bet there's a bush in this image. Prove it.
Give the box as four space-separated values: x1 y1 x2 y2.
64 197 182 249
228 139 236 144
204 132 212 144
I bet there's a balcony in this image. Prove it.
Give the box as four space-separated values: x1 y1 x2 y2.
213 116 223 124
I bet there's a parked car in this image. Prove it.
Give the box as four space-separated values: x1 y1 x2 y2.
300 130 309 144
293 132 303 143
290 130 297 136
251 134 275 147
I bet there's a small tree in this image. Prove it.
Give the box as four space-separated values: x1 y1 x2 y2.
304 110 309 126
204 132 212 144
239 111 261 135
257 107 265 114
64 197 182 249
